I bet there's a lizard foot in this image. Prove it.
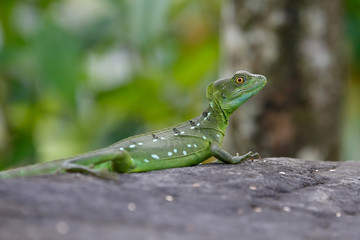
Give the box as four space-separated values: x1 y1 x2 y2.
232 151 261 164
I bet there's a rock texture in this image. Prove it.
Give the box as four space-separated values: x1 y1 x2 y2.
0 158 359 240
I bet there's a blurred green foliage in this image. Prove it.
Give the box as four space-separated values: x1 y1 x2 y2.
0 0 220 169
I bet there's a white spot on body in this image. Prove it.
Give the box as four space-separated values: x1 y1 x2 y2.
144 159 149 163
202 136 207 140
168 152 173 156
174 149 177 153
216 134 220 138
119 147 124 151
160 137 165 140
129 144 136 148
193 144 197 148
138 142 143 146
191 126 195 129
196 123 200 127
187 144 192 148
151 154 160 159
153 139 158 142
279 171 286 175
183 151 187 155
180 131 185 135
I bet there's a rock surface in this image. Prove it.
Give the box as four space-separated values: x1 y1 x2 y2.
0 158 359 240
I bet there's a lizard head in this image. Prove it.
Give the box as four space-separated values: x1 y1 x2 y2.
207 70 267 115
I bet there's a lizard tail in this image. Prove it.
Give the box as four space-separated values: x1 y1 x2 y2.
0 148 118 179
0 161 61 179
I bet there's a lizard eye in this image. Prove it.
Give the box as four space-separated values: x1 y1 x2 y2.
236 77 245 84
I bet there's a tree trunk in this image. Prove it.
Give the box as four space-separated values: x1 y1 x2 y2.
220 0 345 161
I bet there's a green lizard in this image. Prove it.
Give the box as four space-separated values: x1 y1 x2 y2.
0 70 267 179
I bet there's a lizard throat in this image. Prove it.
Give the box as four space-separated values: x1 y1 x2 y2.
207 100 229 133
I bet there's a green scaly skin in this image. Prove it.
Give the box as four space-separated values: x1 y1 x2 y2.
0 70 267 179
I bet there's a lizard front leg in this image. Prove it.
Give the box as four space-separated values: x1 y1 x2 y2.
210 142 260 164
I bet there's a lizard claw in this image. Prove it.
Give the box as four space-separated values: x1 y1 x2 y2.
248 152 261 162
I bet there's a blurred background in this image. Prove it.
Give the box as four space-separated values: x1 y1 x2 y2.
0 0 359 170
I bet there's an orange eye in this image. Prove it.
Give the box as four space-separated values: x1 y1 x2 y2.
236 77 244 84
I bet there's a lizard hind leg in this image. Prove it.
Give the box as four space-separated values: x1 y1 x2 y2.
62 163 119 180
110 150 135 173
61 149 135 179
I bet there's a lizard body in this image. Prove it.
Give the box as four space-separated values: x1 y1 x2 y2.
0 70 266 179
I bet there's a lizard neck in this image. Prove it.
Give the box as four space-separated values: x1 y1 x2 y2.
194 101 229 137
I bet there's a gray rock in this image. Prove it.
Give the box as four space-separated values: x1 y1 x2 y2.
0 158 359 240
